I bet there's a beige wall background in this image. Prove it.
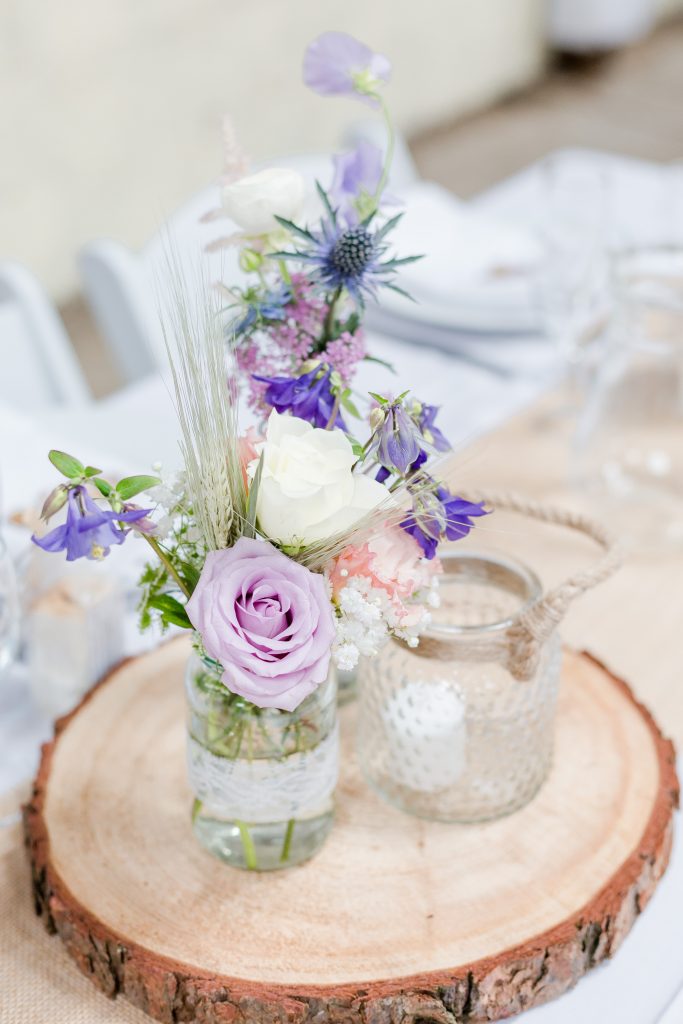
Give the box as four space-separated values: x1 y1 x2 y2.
1 0 680 299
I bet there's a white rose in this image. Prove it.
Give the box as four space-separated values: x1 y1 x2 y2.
221 168 305 235
252 410 388 547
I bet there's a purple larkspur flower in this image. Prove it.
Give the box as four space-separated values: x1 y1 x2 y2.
32 486 151 562
303 31 391 105
330 141 383 222
400 486 488 560
253 363 346 430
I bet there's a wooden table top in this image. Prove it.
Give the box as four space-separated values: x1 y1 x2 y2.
449 388 683 751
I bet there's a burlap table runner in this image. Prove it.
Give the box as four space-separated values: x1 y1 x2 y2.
0 784 147 1024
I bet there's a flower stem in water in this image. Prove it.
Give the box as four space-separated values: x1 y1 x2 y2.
280 818 296 863
236 820 258 870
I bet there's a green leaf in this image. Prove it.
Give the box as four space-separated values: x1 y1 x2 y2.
93 478 112 497
243 453 264 540
116 475 160 500
363 354 396 373
315 180 337 225
49 450 84 479
350 440 365 458
374 212 404 242
339 389 361 419
368 392 388 405
381 254 424 270
272 216 315 242
175 559 201 592
84 466 103 478
383 281 417 303
147 594 192 630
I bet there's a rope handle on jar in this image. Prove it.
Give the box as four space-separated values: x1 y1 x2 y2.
463 490 622 681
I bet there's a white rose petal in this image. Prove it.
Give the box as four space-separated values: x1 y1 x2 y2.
221 168 305 235
252 410 388 547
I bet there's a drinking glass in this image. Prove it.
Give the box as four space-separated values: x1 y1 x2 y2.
0 535 20 672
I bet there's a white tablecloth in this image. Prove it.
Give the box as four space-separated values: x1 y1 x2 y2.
1 147 680 1021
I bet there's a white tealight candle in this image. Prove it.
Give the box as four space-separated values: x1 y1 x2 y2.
382 680 467 794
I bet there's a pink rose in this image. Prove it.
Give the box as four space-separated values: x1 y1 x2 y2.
237 427 263 488
186 538 336 711
329 526 441 628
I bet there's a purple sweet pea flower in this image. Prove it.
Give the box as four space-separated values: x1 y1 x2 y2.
400 485 488 559
330 140 383 222
186 537 337 711
303 31 391 105
32 485 150 562
253 364 346 430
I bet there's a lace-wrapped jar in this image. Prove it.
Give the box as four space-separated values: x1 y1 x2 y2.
186 649 338 870
357 495 619 823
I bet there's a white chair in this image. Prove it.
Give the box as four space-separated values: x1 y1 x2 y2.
79 128 418 384
0 262 90 411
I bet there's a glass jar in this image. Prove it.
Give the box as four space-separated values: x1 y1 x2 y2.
185 649 338 870
574 246 683 551
357 551 561 823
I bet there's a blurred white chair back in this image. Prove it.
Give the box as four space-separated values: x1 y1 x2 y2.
0 262 90 411
79 129 418 384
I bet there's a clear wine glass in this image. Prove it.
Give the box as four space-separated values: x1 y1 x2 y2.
0 535 20 672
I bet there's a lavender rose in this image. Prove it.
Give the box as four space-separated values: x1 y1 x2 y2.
186 538 336 712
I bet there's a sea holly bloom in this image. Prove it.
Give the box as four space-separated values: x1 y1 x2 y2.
274 186 420 308
303 31 391 105
32 485 150 562
253 363 346 430
401 486 488 560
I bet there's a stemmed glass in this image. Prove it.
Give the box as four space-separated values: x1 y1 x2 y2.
534 153 611 413
0 534 20 672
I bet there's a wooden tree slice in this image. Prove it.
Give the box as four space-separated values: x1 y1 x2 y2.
24 638 678 1023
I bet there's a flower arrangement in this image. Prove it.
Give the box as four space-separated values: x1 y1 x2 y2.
31 31 488 869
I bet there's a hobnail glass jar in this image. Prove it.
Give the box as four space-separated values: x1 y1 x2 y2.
357 551 561 823
185 649 338 870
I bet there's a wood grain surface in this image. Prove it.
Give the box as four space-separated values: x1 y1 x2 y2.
24 636 678 1022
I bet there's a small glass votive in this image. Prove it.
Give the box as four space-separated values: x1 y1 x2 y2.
357 551 561 823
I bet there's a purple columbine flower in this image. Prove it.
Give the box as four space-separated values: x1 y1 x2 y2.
373 400 423 474
303 31 391 105
253 364 346 430
329 141 383 223
32 486 151 562
418 404 451 453
400 485 488 560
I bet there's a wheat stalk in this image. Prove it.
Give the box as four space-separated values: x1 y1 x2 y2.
160 255 246 552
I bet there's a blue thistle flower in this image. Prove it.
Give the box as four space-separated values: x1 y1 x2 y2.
272 183 421 308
